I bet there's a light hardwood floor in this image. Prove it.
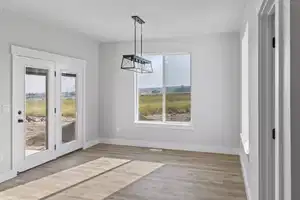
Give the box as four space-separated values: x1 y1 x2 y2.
0 144 247 200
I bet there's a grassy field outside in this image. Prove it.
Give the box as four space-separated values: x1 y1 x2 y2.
139 93 191 120
26 99 76 117
26 93 190 120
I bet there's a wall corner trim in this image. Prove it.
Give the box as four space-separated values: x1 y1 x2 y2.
97 138 240 155
240 154 251 200
83 138 102 149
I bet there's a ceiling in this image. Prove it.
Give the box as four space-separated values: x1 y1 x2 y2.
1 0 247 42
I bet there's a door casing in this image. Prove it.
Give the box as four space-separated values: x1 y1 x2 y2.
258 0 287 200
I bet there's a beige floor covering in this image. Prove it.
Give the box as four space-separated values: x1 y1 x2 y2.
46 161 164 200
0 157 130 200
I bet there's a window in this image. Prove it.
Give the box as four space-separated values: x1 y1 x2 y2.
136 54 191 123
241 23 250 154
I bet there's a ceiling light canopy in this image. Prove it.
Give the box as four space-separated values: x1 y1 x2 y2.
121 16 153 73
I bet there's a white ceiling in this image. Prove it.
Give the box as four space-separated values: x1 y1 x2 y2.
1 0 247 42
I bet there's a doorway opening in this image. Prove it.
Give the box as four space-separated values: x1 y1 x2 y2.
258 0 284 200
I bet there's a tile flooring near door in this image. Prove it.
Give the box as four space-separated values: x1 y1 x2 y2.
0 144 247 200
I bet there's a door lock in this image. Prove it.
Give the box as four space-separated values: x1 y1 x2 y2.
18 119 24 123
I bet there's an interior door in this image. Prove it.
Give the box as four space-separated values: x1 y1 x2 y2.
55 64 84 157
13 56 56 172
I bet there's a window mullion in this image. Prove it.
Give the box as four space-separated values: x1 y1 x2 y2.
162 55 166 122
135 72 139 121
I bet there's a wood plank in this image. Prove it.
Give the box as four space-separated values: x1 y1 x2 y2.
46 161 164 200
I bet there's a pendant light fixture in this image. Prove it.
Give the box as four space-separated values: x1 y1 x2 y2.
121 16 153 73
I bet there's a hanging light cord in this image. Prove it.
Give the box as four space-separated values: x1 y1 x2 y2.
141 23 143 57
134 19 137 56
133 17 144 57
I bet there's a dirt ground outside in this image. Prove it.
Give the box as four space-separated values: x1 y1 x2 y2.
25 116 76 151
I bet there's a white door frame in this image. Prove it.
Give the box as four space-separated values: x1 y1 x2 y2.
11 45 87 171
258 0 287 200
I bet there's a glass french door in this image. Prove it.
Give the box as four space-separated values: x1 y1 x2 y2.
55 64 84 157
13 56 84 172
13 56 56 172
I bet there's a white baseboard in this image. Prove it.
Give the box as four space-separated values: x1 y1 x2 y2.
83 138 101 149
240 155 251 200
0 170 17 184
98 138 240 155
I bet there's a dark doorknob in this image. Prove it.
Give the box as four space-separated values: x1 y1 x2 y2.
18 119 24 123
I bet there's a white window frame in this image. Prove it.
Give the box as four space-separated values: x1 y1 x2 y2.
241 22 250 154
134 53 192 127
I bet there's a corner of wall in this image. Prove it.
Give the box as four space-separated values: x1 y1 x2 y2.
240 151 251 200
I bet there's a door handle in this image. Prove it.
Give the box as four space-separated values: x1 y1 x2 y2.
18 119 24 123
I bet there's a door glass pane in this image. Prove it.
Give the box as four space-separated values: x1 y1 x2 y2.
61 73 77 143
25 67 48 156
137 55 163 121
165 55 191 122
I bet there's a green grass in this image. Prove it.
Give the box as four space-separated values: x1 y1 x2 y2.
26 93 191 119
139 93 191 116
26 99 76 117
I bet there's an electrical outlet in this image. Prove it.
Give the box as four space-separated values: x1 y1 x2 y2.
0 154 4 162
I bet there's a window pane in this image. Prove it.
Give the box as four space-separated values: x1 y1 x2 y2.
25 67 48 156
137 55 163 121
165 55 191 122
61 73 77 143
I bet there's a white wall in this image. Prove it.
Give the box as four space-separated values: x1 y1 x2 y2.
239 0 264 200
98 33 241 154
0 10 100 176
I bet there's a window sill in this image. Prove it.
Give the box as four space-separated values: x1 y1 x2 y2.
240 133 249 155
134 121 194 130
